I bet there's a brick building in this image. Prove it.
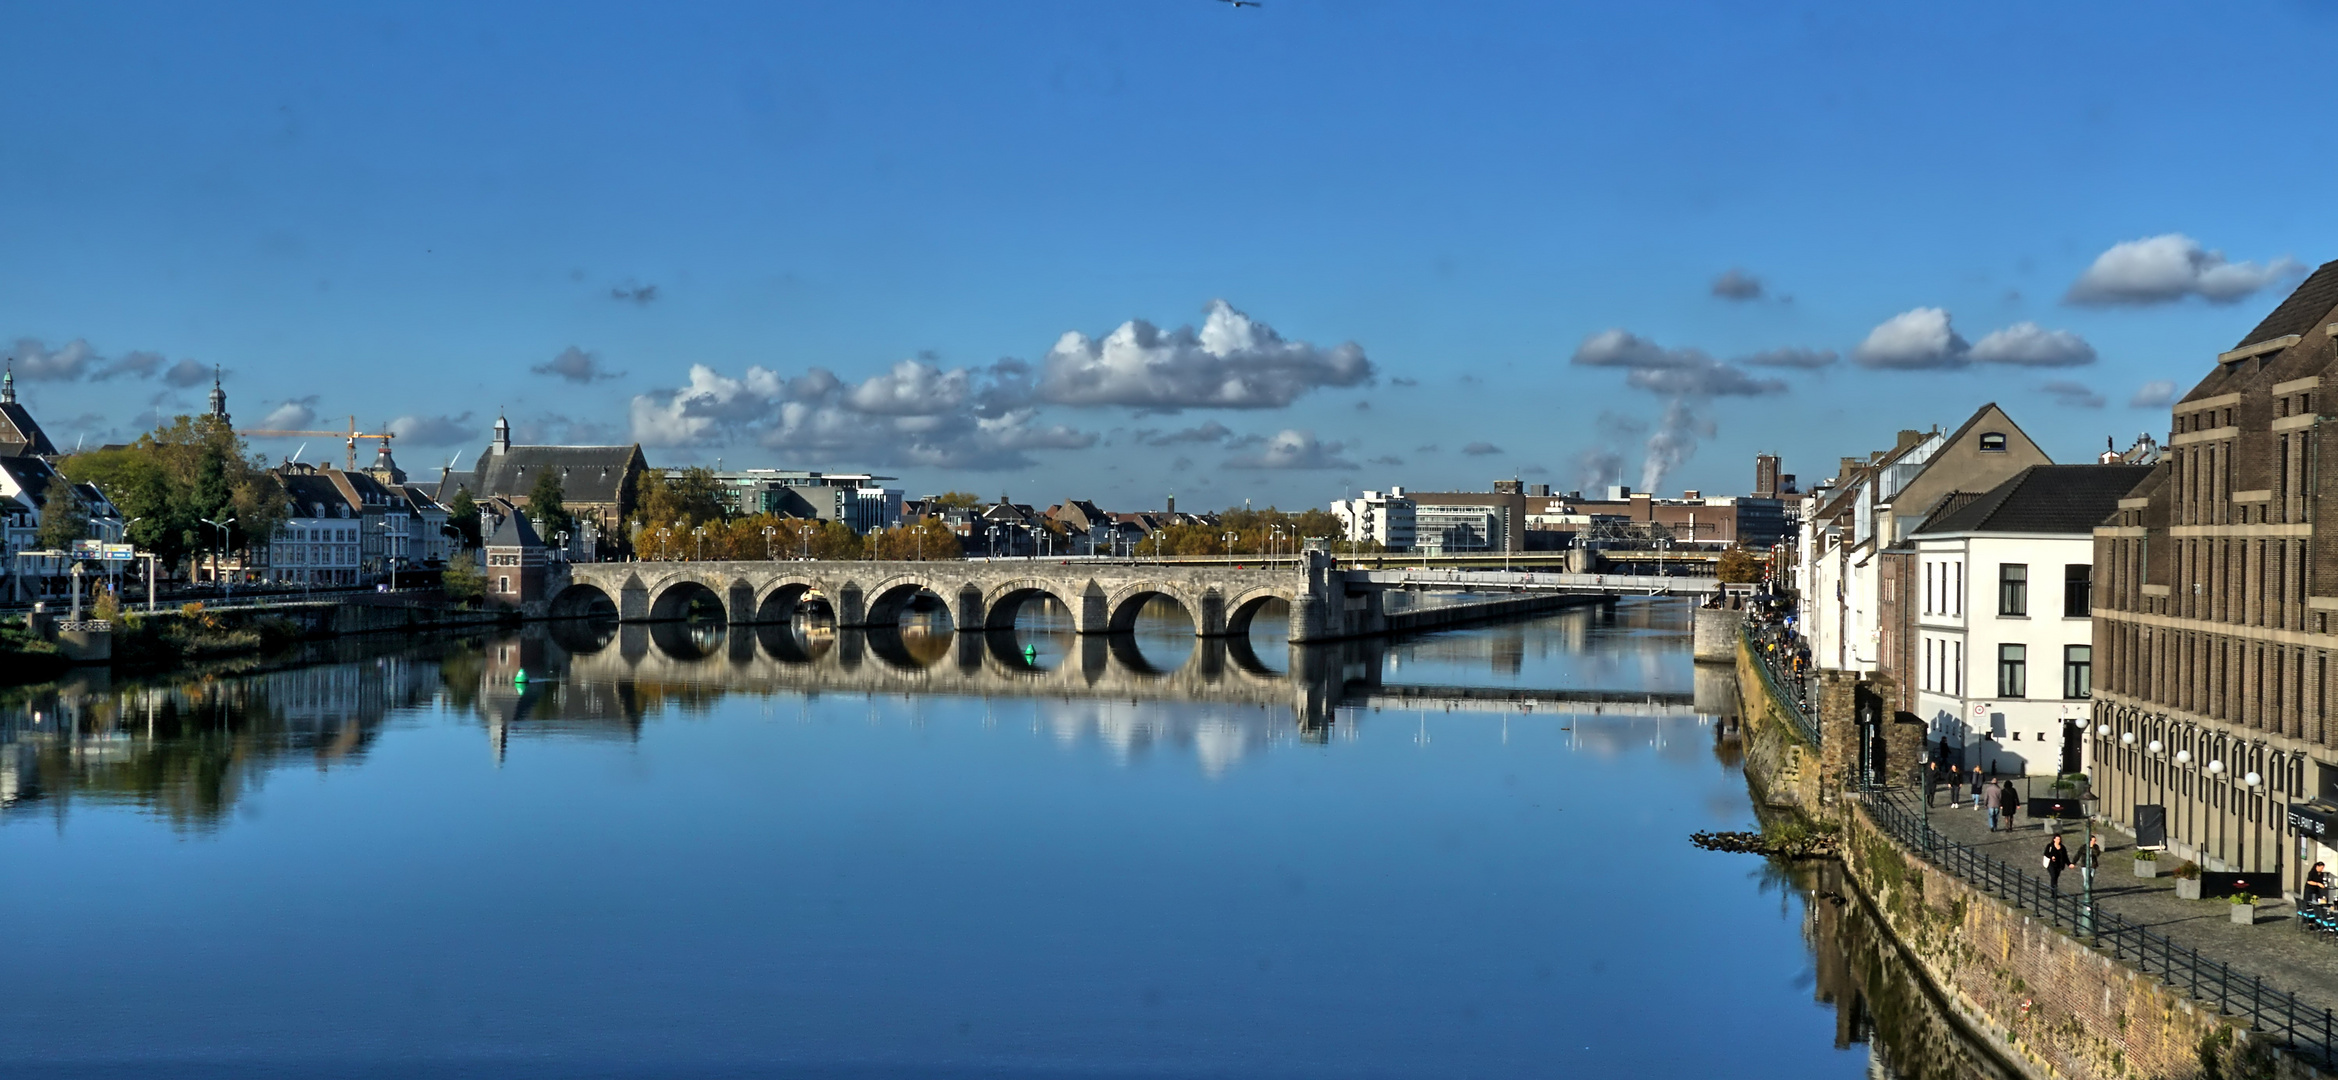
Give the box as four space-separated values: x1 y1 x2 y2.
2091 260 2338 895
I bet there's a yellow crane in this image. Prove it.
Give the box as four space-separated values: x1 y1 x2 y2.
235 416 396 471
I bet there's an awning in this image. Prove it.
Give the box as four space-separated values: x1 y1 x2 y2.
2287 801 2338 840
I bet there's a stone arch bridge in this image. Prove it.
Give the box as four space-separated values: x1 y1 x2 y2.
557 553 1365 642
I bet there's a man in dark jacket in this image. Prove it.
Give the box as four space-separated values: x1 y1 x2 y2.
2076 835 2102 896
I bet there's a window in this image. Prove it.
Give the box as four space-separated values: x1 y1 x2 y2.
1998 644 2027 698
1999 563 2028 616
1979 432 2008 452
2064 645 2091 699
2064 563 2091 617
499 575 511 593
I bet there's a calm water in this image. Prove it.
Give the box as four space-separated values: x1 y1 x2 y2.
0 598 1987 1078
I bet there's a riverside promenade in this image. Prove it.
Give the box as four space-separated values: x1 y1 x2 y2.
1913 787 2338 1020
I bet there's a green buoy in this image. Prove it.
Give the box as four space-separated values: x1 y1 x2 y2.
514 669 528 686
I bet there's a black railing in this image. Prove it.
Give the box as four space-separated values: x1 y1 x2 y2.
1742 624 1821 747
1865 789 2335 1069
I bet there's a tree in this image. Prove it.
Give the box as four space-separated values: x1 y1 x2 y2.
527 469 574 546
448 487 482 548
62 414 284 575
632 467 726 530
440 550 485 604
35 479 91 552
932 491 982 510
872 517 962 560
1716 548 1763 584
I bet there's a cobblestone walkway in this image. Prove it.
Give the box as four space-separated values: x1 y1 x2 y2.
1913 790 2338 1019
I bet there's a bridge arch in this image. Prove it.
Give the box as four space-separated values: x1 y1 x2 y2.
753 578 823 624
649 574 728 622
1224 586 1298 639
981 577 1105 634
1102 581 1214 635
548 581 619 620
860 572 966 630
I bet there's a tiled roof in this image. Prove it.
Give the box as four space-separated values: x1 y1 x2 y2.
2235 259 2338 350
1913 465 2155 536
486 510 543 548
467 445 645 507
0 403 57 458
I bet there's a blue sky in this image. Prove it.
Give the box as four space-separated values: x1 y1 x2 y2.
3 1 2332 508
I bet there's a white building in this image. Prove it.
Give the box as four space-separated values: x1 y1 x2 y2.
1797 405 2047 674
1909 464 2153 776
1331 489 1416 550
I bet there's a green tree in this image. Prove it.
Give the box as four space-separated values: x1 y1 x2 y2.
631 467 727 532
35 479 91 551
932 491 982 510
527 469 574 545
62 414 285 575
440 551 485 604
447 487 482 548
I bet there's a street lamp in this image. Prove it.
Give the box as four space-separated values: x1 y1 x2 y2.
201 515 236 601
762 525 778 561
2246 768 2265 874
376 520 399 591
657 527 673 561
692 525 707 562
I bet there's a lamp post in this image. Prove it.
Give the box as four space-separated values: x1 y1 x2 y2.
693 525 707 562
376 520 399 591
763 525 777 561
657 527 672 561
2209 757 2228 868
201 515 235 601
2245 767 2265 875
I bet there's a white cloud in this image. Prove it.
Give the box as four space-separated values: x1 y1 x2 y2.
630 360 1092 471
1711 268 1764 301
2130 380 2178 408
2041 380 2105 409
1572 329 1787 395
1852 307 1969 370
390 412 479 446
1970 322 2097 367
1223 429 1357 470
1737 346 1838 369
2065 234 2305 306
1037 300 1374 411
259 396 320 430
10 337 99 381
1135 421 1235 446
533 346 623 383
163 359 209 388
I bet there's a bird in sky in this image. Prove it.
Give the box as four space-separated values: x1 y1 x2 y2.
1217 0 1262 8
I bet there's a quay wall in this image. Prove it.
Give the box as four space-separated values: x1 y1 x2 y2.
1735 638 2327 1080
1379 592 1606 635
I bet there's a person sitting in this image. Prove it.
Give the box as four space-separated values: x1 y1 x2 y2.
2308 861 2332 908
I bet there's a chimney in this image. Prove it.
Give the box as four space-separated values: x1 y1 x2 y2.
1682 490 1701 500
1165 494 1175 515
1896 429 1925 451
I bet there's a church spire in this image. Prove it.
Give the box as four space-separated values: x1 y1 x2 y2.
493 410 511 454
207 364 229 421
2 358 14 405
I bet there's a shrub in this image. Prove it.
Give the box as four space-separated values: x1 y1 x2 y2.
2172 860 2201 880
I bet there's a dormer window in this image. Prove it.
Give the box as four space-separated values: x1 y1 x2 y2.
1979 432 2008 453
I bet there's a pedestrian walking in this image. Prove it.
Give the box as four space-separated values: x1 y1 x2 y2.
1982 777 2003 831
2077 835 2101 896
1947 763 1963 807
2043 835 2072 895
2000 780 2021 828
1968 766 1984 810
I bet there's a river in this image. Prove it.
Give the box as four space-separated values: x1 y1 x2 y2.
0 597 2002 1079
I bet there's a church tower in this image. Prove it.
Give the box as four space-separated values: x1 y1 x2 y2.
2 359 14 405
207 364 230 422
493 412 511 455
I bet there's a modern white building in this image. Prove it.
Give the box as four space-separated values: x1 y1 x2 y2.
1331 489 1416 550
1909 464 2153 776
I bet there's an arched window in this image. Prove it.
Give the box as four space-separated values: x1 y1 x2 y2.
1979 432 2008 452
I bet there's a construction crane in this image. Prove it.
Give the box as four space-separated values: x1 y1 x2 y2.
235 416 396 471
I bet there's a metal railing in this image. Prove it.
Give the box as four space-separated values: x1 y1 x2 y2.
1865 789 2335 1069
1742 624 1821 747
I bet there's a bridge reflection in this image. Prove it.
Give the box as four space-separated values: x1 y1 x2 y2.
469 612 1708 762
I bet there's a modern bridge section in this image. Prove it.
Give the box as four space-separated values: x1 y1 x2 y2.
1362 568 1720 597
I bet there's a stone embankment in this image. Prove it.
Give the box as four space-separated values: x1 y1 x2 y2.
1727 632 2333 1080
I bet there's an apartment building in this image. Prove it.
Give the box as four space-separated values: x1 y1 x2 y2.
1910 464 2152 776
2091 260 2338 892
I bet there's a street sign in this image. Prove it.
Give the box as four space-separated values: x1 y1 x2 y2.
72 539 103 559
101 543 136 562
69 541 138 562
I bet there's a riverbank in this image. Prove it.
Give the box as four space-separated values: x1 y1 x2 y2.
1 595 518 689
1730 633 2334 1080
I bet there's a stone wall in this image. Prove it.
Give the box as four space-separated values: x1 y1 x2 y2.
1840 803 2324 1080
1735 636 2331 1080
